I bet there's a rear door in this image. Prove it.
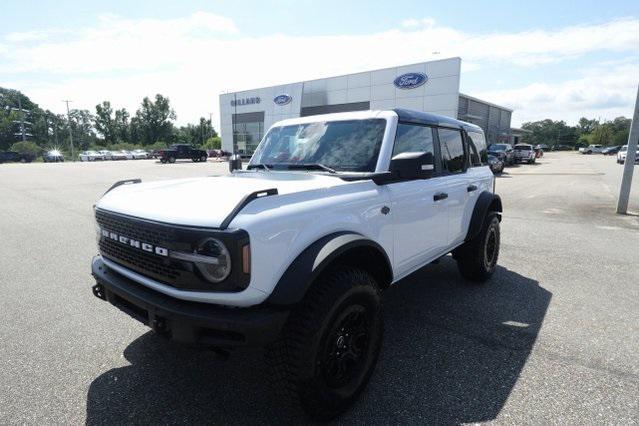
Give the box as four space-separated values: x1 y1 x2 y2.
387 123 449 277
437 127 475 246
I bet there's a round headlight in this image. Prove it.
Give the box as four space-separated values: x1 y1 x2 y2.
195 238 231 283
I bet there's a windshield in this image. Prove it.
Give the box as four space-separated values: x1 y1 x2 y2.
621 146 627 152
249 119 386 172
488 144 508 151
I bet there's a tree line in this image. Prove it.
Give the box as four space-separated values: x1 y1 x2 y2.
521 116 631 148
0 87 221 156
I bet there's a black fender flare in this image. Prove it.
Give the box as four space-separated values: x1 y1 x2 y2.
266 232 392 307
465 192 502 242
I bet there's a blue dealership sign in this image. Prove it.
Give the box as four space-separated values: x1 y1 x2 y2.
273 94 292 105
393 72 428 89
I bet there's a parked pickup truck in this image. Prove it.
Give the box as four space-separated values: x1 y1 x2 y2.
513 144 536 164
91 109 502 419
0 151 35 163
159 144 208 163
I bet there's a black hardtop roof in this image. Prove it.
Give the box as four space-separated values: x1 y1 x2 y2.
393 108 483 133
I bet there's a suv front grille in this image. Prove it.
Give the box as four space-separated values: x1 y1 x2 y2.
94 209 250 293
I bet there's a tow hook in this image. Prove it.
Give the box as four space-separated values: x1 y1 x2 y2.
151 317 167 333
92 284 106 300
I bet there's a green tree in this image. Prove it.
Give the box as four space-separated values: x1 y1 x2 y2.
133 94 176 145
114 108 130 144
577 117 599 134
591 124 614 146
94 101 117 145
203 136 221 150
69 109 97 150
521 119 578 147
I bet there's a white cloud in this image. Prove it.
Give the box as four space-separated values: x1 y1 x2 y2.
402 18 436 28
474 62 639 126
0 13 638 128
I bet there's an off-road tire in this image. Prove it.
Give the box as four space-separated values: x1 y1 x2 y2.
200 155 207 162
265 266 383 420
456 213 500 282
168 156 176 164
160 158 167 164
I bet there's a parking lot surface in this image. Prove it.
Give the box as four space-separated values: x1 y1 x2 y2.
1 154 638 424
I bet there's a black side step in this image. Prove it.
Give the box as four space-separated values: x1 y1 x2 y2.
219 188 278 230
104 178 141 195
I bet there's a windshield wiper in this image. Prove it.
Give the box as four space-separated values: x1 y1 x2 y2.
280 163 337 174
247 163 271 171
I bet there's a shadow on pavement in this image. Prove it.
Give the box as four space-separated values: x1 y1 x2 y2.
86 257 550 424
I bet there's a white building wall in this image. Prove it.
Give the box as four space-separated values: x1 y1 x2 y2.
220 57 462 153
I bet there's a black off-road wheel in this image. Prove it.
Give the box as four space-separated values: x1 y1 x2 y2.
168 156 176 164
200 155 207 162
160 158 167 164
455 213 500 282
266 266 383 420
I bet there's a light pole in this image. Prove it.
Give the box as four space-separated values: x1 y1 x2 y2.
63 100 75 160
616 84 639 214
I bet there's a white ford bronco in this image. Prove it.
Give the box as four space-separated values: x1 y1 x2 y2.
91 108 502 419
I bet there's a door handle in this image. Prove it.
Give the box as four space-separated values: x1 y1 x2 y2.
467 184 478 192
433 192 448 201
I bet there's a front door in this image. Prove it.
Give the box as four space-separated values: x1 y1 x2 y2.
387 123 449 278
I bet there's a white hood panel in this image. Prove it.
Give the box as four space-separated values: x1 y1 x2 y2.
96 172 348 228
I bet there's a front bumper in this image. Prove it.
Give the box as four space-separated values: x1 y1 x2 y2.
91 256 289 347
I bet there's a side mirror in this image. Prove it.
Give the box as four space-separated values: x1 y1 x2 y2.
389 151 435 180
229 154 243 172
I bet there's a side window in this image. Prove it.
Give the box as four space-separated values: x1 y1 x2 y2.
393 123 435 157
467 131 487 166
438 128 465 173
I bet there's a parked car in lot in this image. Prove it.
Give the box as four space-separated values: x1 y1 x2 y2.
487 154 504 174
91 109 502 420
79 151 103 161
579 144 604 154
0 151 35 163
110 150 129 160
98 150 113 160
602 146 621 155
131 149 150 159
207 149 232 158
487 143 515 165
535 144 549 150
43 149 64 162
617 145 639 164
159 144 208 163
514 144 537 163
551 144 573 151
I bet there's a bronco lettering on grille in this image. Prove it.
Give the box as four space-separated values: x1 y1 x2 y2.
100 228 169 257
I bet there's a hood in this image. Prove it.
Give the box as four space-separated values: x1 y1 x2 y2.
96 172 350 228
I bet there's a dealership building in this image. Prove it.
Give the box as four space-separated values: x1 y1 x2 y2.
219 57 513 156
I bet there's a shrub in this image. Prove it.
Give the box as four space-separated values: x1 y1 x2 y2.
203 136 221 150
10 141 41 156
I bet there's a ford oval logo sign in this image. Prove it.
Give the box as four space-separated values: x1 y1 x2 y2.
394 72 428 89
273 94 292 105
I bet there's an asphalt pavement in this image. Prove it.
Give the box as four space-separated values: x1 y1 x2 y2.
0 154 637 424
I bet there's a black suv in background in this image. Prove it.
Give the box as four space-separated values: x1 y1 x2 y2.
159 144 208 163
0 151 35 163
487 143 515 165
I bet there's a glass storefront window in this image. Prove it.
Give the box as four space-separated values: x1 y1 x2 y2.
233 121 263 156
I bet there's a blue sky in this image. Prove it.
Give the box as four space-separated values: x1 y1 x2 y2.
1 0 638 127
